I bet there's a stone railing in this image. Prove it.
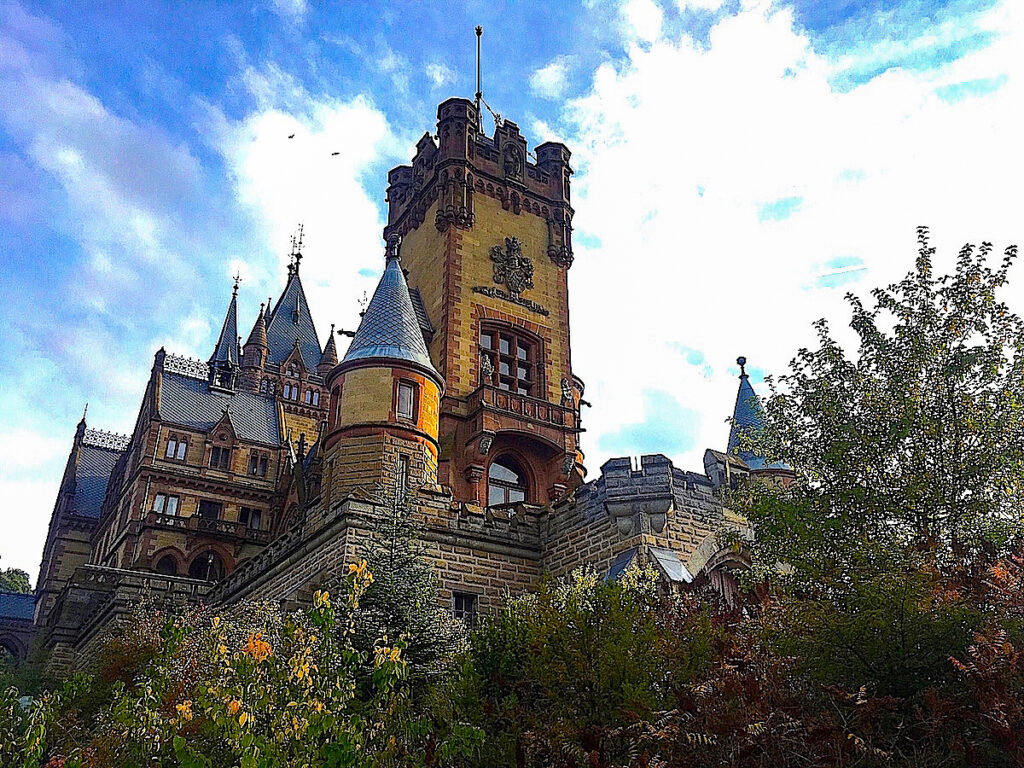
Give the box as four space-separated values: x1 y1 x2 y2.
146 513 273 545
468 385 577 429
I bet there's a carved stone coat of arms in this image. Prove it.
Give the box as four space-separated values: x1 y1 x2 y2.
490 236 534 298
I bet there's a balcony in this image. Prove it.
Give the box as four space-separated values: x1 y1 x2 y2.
146 512 272 546
467 385 578 432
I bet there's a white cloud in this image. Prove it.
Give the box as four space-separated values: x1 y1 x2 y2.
268 0 307 23
217 72 398 345
622 0 664 44
425 61 455 89
678 0 724 11
530 56 572 99
563 0 1024 472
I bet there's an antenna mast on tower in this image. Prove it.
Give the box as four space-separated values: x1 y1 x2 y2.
475 25 483 133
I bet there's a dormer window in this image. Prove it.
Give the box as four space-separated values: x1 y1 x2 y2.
397 380 416 421
210 446 230 470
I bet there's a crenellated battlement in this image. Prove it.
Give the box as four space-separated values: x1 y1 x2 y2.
384 98 574 268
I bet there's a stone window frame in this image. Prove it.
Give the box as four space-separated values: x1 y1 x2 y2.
165 434 188 461
479 322 543 397
152 492 180 516
453 592 479 626
395 379 419 422
486 453 530 507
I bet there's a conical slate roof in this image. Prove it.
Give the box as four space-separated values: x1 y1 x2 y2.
319 325 338 369
341 250 441 386
727 357 788 471
209 288 240 366
245 304 269 349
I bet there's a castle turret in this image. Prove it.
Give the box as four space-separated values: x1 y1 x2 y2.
317 324 338 377
240 303 269 391
323 236 444 499
208 281 240 392
726 356 793 481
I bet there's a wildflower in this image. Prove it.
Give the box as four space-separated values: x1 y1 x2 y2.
228 699 241 715
239 711 249 727
243 632 272 663
313 590 331 609
176 700 193 722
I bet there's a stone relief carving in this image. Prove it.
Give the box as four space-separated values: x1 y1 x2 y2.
490 236 534 298
502 143 524 181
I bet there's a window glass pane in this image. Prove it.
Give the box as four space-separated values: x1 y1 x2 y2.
489 459 522 484
397 382 415 419
154 494 166 514
480 333 492 349
165 440 175 458
313 391 319 405
499 337 510 354
176 441 186 460
517 344 528 360
259 458 268 476
499 361 510 375
166 496 178 516
498 380 510 391
239 508 250 526
251 510 262 530
509 488 525 504
517 387 528 395
518 365 528 379
488 484 505 506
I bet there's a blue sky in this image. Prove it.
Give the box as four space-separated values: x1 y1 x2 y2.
1 0 1021 578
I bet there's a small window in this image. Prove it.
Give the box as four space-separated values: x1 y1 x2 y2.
488 456 528 507
304 389 312 404
454 592 478 626
479 324 537 396
240 507 263 530
198 500 222 520
260 380 268 394
283 384 292 399
397 455 409 499
176 439 187 461
397 381 416 420
154 555 177 576
165 438 176 458
259 456 268 477
154 494 180 516
210 446 230 470
312 391 320 406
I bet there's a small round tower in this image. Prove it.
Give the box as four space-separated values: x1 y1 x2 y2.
324 236 444 499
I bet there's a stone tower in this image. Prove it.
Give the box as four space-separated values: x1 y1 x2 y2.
383 99 584 508
323 237 445 499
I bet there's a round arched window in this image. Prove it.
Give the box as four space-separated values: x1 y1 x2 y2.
188 551 225 582
487 456 528 507
154 555 178 576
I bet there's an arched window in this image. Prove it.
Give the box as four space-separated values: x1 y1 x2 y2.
312 390 319 406
304 389 312 404
188 551 225 582
283 383 292 400
487 455 528 507
154 555 178 576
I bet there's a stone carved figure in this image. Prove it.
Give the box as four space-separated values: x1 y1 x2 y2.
502 143 523 181
490 236 534 298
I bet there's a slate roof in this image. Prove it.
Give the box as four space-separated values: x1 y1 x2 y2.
72 443 123 518
209 291 240 366
727 361 789 471
318 330 338 369
160 370 281 446
0 591 34 621
342 255 442 385
266 274 321 370
408 286 434 340
245 304 268 349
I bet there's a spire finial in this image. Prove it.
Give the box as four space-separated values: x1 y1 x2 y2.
81 403 88 423
385 233 401 262
737 356 747 377
232 272 242 297
289 223 305 274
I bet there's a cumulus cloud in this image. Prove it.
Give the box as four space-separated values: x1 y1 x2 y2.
622 0 664 43
215 68 399 347
563 0 1024 472
425 61 455 89
268 0 307 23
530 56 572 99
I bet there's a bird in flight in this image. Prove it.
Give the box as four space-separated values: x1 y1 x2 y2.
287 133 295 139
331 151 340 156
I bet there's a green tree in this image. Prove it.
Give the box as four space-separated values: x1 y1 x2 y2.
0 556 31 593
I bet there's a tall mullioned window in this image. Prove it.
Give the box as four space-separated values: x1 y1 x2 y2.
479 325 537 396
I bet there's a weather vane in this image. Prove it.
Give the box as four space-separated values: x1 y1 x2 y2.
232 272 242 296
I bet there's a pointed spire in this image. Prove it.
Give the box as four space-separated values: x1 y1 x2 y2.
209 286 240 367
340 237 442 389
318 324 338 373
245 303 269 350
76 404 88 441
727 356 787 471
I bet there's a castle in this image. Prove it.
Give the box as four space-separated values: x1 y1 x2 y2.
0 96 789 673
